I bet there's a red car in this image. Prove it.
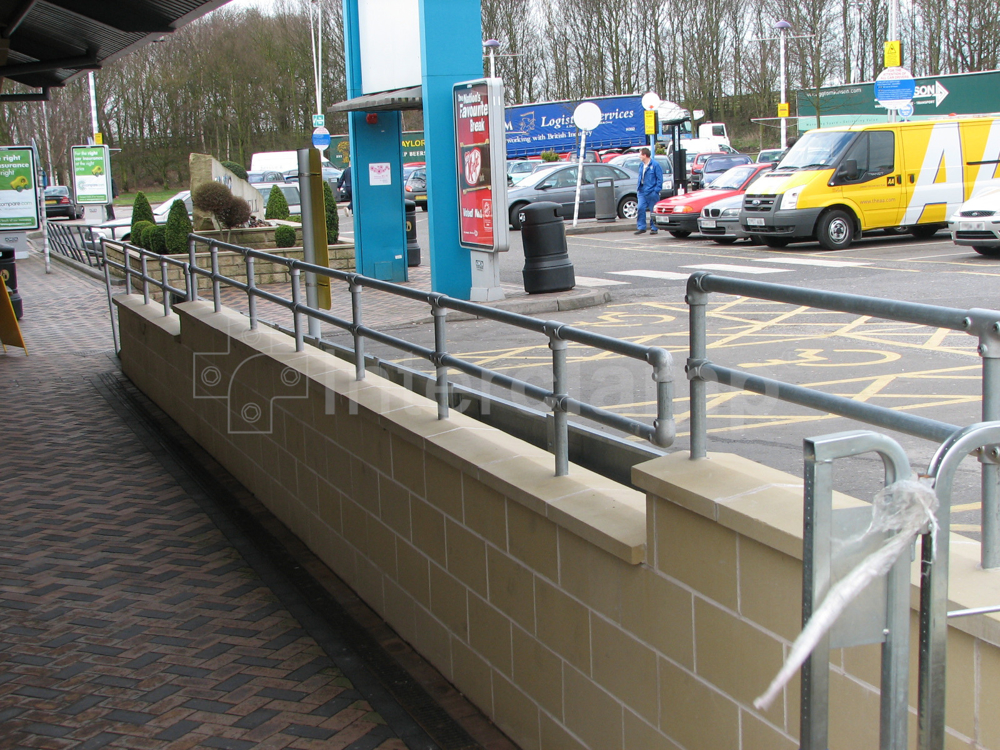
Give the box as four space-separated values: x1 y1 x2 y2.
653 163 773 237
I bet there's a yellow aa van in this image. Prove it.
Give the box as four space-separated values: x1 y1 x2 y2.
740 116 1000 249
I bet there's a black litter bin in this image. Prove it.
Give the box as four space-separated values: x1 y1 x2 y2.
519 202 575 294
594 177 616 221
0 245 23 320
405 199 420 267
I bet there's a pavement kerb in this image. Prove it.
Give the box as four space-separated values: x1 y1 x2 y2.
410 286 611 324
565 220 638 235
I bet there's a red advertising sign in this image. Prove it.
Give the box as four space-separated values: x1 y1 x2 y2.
453 80 507 252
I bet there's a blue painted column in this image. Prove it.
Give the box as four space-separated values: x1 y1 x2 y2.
419 0 483 299
342 0 407 282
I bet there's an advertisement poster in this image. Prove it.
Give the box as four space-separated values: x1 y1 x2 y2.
71 145 112 204
0 147 40 231
453 79 508 252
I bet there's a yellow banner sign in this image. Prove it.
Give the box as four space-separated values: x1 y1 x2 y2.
884 40 901 69
644 110 656 135
777 102 790 118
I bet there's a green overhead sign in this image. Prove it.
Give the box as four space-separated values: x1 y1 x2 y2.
0 147 40 231
796 70 1000 132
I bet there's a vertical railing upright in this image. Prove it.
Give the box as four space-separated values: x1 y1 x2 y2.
246 255 258 330
976 319 1000 568
431 295 449 420
547 322 569 477
290 267 304 353
139 252 150 305
209 244 221 313
188 236 198 302
349 277 365 381
687 277 708 458
160 257 170 316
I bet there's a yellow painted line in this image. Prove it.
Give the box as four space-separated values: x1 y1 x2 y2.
952 502 981 512
951 524 982 532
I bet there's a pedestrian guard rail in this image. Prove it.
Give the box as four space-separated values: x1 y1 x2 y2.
46 222 104 268
100 234 676 478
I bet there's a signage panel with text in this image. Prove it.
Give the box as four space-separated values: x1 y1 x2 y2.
0 147 40 231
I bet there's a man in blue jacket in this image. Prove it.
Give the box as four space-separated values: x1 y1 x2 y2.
634 148 663 235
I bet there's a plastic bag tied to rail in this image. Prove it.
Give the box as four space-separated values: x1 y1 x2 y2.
754 478 939 711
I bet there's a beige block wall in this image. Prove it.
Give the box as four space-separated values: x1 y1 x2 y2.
115 295 1000 750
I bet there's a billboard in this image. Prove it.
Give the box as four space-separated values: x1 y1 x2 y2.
71 145 112 204
796 70 1000 132
504 95 647 158
0 147 40 231
454 79 508 253
327 131 425 169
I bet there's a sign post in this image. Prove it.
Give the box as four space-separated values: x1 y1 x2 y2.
453 77 508 302
571 102 602 228
70 145 112 225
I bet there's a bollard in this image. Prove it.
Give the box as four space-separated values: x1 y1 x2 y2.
519 202 575 294
405 199 420 267
0 245 23 319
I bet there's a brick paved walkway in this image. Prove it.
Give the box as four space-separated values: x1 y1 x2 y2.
0 254 504 749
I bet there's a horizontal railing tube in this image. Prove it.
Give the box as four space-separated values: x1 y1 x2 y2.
693 361 959 443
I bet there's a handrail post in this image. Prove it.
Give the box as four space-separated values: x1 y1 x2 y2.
140 251 150 305
687 274 709 458
210 244 221 313
291 267 304 352
123 243 132 294
431 297 449 420
549 327 569 476
160 257 170 316
350 278 365 381
183 261 192 302
188 236 198 301
970 310 1000 569
246 255 258 330
649 348 675 448
100 238 119 353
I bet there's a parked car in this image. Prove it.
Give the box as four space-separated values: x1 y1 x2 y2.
94 191 193 241
257 182 301 216
248 170 284 184
691 154 753 190
557 150 600 162
756 148 784 164
653 162 773 237
507 162 638 229
698 194 758 244
687 150 726 184
949 188 1000 256
609 154 675 198
404 167 427 210
507 158 544 185
44 186 82 219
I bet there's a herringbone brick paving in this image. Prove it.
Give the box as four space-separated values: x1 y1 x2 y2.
0 254 413 748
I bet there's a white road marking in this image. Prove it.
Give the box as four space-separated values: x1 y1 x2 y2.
751 257 871 268
682 263 791 274
609 270 691 281
574 275 631 286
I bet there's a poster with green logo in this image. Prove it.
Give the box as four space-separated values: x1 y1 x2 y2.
0 147 40 231
71 145 112 204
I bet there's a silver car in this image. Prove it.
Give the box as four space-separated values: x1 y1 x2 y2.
697 194 750 245
507 163 638 229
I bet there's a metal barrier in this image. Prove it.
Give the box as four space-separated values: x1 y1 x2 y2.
46 222 104 267
101 235 676 477
686 272 1000 570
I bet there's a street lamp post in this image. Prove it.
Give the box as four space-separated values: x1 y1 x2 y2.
483 39 500 79
775 20 791 149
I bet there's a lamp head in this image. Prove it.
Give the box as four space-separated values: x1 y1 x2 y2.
483 39 501 50
774 19 792 30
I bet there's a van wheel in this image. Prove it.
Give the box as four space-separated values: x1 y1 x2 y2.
911 224 940 238
669 230 691 238
883 226 908 235
509 203 527 230
973 245 1000 256
763 237 789 248
747 235 764 245
817 209 854 250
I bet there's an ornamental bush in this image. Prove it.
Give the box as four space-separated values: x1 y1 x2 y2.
192 181 232 214
147 225 167 254
217 195 251 228
540 150 560 162
265 185 290 220
139 224 158 251
131 192 154 232
323 180 338 243
274 225 297 248
221 160 248 181
164 200 193 254
130 220 154 247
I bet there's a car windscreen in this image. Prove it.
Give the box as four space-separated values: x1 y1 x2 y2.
709 165 758 190
705 156 750 173
776 131 856 170
45 187 68 196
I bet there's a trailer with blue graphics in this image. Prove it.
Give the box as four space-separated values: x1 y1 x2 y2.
505 95 649 158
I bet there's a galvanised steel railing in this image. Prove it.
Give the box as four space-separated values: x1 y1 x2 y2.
685 271 1000 571
101 235 676 477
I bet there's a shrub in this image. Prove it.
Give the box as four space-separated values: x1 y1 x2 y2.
540 150 560 162
192 181 232 214
130 220 154 247
131 192 154 231
147 225 167 254
265 185 290 220
164 200 193 254
221 160 248 181
323 181 339 243
217 195 251 229
139 224 158 250
274 225 297 248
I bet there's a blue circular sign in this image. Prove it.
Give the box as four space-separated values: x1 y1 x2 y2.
874 77 916 103
312 126 331 148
